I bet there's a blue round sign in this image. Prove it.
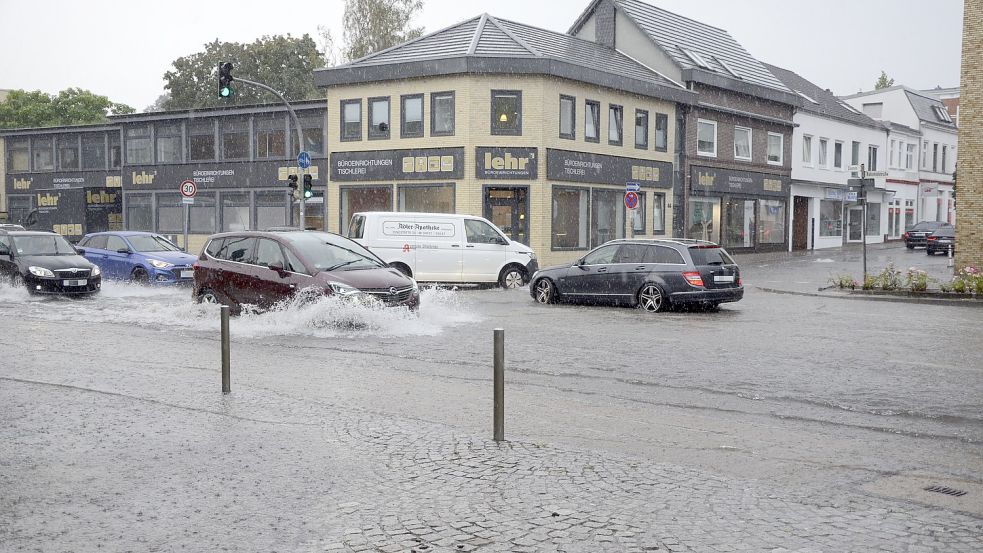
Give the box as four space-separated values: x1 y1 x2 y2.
297 151 311 169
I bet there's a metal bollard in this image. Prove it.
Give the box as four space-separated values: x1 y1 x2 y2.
493 328 505 442
221 305 231 394
948 244 954 268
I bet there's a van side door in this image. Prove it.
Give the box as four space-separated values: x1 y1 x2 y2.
463 218 508 283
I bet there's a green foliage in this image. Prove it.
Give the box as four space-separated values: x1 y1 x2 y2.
949 266 983 295
905 268 929 292
0 88 133 129
874 70 895 90
343 0 424 62
829 274 859 289
162 34 322 111
875 263 904 291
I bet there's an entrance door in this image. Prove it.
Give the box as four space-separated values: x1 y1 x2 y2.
847 207 863 241
483 187 528 245
723 198 756 249
792 196 809 250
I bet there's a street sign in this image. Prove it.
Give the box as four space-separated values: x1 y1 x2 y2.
864 171 889 177
182 196 195 205
847 164 861 172
847 178 875 189
624 191 639 210
180 179 197 198
625 182 641 192
297 151 312 169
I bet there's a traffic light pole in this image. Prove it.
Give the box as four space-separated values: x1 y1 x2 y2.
859 166 868 282
232 77 307 229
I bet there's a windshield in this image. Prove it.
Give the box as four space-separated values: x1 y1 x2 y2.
284 232 386 272
128 235 181 252
12 235 77 256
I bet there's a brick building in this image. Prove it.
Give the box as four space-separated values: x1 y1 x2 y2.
956 0 982 269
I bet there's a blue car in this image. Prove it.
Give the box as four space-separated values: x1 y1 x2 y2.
77 231 197 285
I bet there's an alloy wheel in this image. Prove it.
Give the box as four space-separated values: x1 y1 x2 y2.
534 279 554 304
199 290 220 305
638 284 664 313
501 269 524 289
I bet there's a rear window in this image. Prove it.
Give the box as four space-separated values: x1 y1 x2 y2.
689 246 735 266
643 245 685 264
349 215 365 239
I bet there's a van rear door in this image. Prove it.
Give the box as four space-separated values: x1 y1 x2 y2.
409 217 463 282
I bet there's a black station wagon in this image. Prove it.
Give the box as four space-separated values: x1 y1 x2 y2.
529 239 743 312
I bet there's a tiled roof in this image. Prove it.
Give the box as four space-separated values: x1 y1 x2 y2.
763 63 881 129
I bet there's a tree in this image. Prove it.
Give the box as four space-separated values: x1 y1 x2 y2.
874 71 895 90
162 34 322 111
0 88 133 129
342 0 424 62
317 25 342 68
144 93 171 113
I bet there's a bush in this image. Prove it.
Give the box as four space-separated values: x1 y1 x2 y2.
905 268 930 292
876 264 903 291
829 274 859 289
949 266 983 295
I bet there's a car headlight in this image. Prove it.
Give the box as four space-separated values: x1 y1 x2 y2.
528 251 537 260
328 281 362 296
28 266 55 278
411 278 419 292
149 259 173 269
91 265 101 276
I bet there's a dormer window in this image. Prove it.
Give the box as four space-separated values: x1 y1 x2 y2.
680 48 711 70
933 105 952 123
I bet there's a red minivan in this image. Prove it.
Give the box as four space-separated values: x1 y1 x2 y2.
193 230 420 314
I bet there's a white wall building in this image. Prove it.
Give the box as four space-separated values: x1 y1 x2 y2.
766 64 889 251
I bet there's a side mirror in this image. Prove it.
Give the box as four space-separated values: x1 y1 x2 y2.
75 247 86 255
269 262 288 277
496 237 509 246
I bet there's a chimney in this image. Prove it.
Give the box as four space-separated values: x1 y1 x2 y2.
596 0 616 49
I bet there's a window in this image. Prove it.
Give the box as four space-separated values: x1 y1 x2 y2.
157 193 215 233
340 99 362 141
256 191 288 230
109 133 121 169
340 186 392 235
254 115 286 159
465 219 505 244
552 187 589 249
291 113 325 156
941 145 948 173
583 244 619 265
125 194 153 231
585 100 600 142
634 109 648 149
221 118 249 160
80 234 107 250
216 237 256 263
58 136 79 170
868 145 878 171
221 192 250 232
904 199 915 229
559 95 575 139
818 138 828 168
105 235 127 252
125 126 152 165
400 94 424 138
715 56 742 79
866 202 881 236
7 196 34 226
607 104 623 146
631 193 646 234
688 198 720 243
723 198 756 248
851 141 861 167
368 96 390 140
802 135 812 165
156 123 183 163
7 139 29 171
189 120 216 161
81 134 106 170
758 199 785 244
933 105 952 123
431 91 455 136
681 48 711 69
697 119 716 157
819 200 842 237
644 245 684 264
652 193 666 234
654 113 668 152
189 192 216 234
613 244 647 264
32 137 54 170
889 139 897 167
398 184 454 213
255 239 285 268
767 133 783 165
862 102 883 119
734 126 751 160
905 143 915 170
833 141 843 169
491 90 521 135
591 188 625 247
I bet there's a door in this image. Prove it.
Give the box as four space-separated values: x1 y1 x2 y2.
847 208 863 241
214 236 257 305
81 235 111 276
601 243 649 298
247 238 302 308
792 196 809 250
483 187 529 245
723 198 756 249
560 243 619 295
463 218 508 282
104 234 132 279
411 217 463 282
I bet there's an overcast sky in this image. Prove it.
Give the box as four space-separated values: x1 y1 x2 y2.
0 0 964 111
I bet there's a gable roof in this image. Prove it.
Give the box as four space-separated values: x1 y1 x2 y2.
314 14 694 104
842 86 957 129
763 63 882 130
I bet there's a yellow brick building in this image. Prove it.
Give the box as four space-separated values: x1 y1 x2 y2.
956 0 982 269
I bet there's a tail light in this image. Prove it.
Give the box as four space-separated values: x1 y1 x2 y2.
683 271 704 287
927 236 937 242
737 276 742 286
192 262 200 269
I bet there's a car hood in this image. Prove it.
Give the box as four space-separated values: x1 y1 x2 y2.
314 266 414 289
18 254 97 271
535 262 574 275
141 250 198 265
507 240 534 254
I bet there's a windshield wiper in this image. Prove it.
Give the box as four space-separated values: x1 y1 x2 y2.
322 260 360 272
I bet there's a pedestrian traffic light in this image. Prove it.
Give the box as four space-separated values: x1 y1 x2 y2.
302 174 313 199
287 174 298 190
218 62 235 98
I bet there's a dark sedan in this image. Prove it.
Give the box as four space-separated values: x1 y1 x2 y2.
926 227 956 255
529 239 743 312
904 221 952 249
0 230 102 295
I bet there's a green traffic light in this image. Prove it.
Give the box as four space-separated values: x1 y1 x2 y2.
220 86 234 98
304 189 313 199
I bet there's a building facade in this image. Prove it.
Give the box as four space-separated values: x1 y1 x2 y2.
956 0 981 270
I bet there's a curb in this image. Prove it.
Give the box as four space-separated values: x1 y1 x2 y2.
752 286 983 308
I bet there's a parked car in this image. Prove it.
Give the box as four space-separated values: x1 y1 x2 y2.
348 212 538 288
0 229 101 295
77 231 197 284
926 227 956 255
529 239 743 312
0 223 25 231
904 221 952 249
193 230 420 314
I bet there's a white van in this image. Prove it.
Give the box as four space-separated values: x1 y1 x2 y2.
348 212 538 288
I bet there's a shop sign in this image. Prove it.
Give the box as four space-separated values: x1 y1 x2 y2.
34 187 122 239
5 171 122 194
825 188 844 200
119 160 325 191
546 149 672 188
331 148 464 182
691 166 788 197
476 147 537 179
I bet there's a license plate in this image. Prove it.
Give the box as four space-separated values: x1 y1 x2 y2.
63 279 87 287
713 275 735 283
180 270 194 279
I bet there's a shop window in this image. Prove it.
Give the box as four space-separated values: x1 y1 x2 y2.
904 200 915 230
81 134 106 170
156 122 183 163
834 141 843 169
634 109 648 150
256 191 288 230
222 192 250 231
291 113 326 156
559 95 575 140
58 136 80 170
818 138 828 168
655 113 668 152
591 188 625 246
341 99 362 141
398 184 454 213
697 120 716 157
368 97 390 140
254 115 286 159
156 194 184 233
401 94 424 138
32 136 54 170
190 192 216 234
888 200 900 237
125 126 152 165
802 135 812 165
7 196 34 226
767 133 783 165
189 120 216 161
734 127 751 161
551 187 589 249
431 91 455 136
631 193 646 234
607 104 623 146
688 197 720 243
866 202 881 236
758 199 785 244
221 118 250 160
585 100 600 143
491 90 521 136
109 133 121 169
6 139 29 172
126 194 153 231
340 186 392 234
723 198 756 248
652 193 666 234
819 200 842 237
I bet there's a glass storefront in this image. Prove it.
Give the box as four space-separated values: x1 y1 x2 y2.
688 197 720 243
591 189 625 246
126 194 153 231
341 186 392 234
484 187 529 244
723 198 755 249
552 187 589 249
398 184 455 213
222 192 250 232
820 200 842 237
866 202 881 236
757 199 785 245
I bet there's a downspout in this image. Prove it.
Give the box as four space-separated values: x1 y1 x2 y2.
674 105 687 238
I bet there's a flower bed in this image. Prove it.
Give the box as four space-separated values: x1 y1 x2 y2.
828 264 983 297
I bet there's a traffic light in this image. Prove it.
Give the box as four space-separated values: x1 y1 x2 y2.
302 174 313 199
287 174 298 190
218 62 235 98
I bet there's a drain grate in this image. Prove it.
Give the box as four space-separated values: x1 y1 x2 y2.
924 485 968 497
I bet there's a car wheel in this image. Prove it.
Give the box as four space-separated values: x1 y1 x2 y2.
637 283 667 313
906 243 915 250
499 265 525 289
132 267 150 284
198 288 221 305
533 278 555 304
10 273 24 289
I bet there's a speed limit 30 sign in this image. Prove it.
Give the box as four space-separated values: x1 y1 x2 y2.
180 179 197 198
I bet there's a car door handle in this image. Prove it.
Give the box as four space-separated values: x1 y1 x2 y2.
451 244 460 248
636 266 647 270
465 245 475 248
597 267 608 273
